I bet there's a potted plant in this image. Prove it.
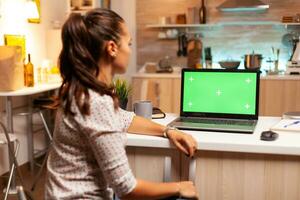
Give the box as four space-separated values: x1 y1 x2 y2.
114 78 132 110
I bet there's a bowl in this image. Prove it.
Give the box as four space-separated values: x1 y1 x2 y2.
219 61 240 69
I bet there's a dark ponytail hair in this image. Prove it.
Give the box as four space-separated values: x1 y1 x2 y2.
58 8 124 116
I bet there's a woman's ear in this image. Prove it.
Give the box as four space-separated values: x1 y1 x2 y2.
106 40 118 58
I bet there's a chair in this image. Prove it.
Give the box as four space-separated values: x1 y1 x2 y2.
30 97 56 191
16 96 55 174
14 95 56 191
0 122 32 200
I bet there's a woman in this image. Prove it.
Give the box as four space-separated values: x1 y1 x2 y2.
45 8 198 200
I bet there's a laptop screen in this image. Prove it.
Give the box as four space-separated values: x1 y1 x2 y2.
181 69 260 119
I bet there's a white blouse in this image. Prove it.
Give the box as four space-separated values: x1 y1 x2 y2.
45 90 136 199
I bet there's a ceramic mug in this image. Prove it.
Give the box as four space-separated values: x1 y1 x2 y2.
133 100 152 119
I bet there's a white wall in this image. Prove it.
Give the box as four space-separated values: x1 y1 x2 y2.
111 0 137 81
0 0 63 175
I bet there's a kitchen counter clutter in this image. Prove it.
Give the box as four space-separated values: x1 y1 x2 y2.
133 71 300 80
127 114 300 156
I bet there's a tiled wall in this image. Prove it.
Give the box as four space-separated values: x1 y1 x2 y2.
137 0 300 70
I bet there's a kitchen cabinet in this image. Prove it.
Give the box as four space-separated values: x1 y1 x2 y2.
126 147 181 182
259 79 300 116
132 74 300 116
131 76 179 113
180 151 300 200
125 115 300 200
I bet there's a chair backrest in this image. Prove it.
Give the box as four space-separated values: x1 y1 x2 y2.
0 122 34 200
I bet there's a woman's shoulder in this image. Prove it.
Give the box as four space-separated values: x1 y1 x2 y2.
88 90 114 107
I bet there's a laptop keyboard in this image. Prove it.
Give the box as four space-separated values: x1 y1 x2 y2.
179 118 255 126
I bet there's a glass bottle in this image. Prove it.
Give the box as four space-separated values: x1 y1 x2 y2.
37 65 42 84
205 47 212 68
25 54 34 87
199 0 206 24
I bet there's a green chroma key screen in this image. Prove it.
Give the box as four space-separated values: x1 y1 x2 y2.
183 71 257 115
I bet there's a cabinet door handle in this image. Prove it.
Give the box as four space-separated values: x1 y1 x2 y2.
140 80 149 100
154 82 160 106
163 156 172 182
189 158 196 183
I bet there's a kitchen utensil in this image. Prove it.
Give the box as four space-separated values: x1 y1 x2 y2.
176 14 186 24
166 29 178 39
282 32 300 47
159 16 171 25
219 61 240 69
282 16 294 23
182 34 188 57
295 14 300 23
244 52 263 70
145 63 157 73
205 47 213 68
177 35 183 57
187 37 203 68
158 31 167 39
158 56 174 73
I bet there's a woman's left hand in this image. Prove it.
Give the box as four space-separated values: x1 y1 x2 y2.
167 130 198 157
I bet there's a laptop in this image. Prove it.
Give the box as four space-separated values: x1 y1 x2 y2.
168 69 260 134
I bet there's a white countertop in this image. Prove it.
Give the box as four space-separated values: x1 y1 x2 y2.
0 83 61 96
132 73 300 80
126 114 300 156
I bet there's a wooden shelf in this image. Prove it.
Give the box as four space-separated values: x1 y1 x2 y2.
146 24 214 28
71 5 93 10
146 22 300 29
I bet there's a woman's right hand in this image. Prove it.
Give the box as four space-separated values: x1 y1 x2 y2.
178 181 198 199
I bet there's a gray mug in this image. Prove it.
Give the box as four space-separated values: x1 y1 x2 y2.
133 100 152 119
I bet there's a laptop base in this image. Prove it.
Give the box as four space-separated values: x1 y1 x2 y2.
168 117 257 134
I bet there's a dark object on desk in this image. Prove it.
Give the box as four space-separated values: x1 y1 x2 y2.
260 130 278 141
283 111 300 119
152 107 166 119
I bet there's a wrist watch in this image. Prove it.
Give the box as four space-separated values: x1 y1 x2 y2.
163 126 178 138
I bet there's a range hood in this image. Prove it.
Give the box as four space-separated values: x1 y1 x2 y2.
218 0 269 12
